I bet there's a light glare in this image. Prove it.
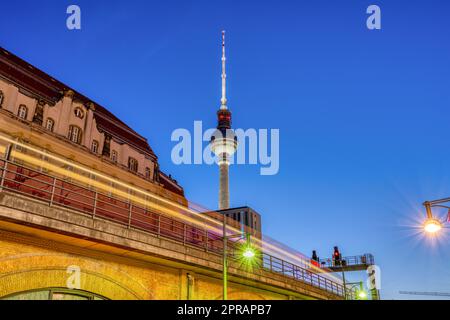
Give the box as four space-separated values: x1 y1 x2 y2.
358 291 367 299
243 248 256 259
424 218 442 234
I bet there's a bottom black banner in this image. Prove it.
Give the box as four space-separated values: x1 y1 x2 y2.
0 300 445 319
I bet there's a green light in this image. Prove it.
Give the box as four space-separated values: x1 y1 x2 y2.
242 247 256 259
358 290 367 299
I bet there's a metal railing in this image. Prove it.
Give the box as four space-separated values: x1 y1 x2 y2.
263 255 343 296
319 254 375 269
0 157 344 297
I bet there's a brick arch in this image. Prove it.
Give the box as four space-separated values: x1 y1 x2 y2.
0 253 153 300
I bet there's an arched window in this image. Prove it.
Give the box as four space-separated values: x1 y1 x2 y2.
128 157 138 173
91 140 99 154
68 125 82 144
145 167 151 179
74 107 84 119
18 105 28 120
0 91 4 108
111 150 118 163
45 118 55 132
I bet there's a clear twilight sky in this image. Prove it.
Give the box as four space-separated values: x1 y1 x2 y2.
2 0 450 300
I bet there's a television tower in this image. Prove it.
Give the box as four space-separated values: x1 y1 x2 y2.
210 31 238 210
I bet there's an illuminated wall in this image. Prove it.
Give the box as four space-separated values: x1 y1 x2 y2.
0 229 289 300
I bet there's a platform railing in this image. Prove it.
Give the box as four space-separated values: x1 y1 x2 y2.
319 254 375 269
0 157 344 297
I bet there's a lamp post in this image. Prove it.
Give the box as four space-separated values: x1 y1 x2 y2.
223 213 228 300
422 197 450 234
341 270 347 299
222 213 255 300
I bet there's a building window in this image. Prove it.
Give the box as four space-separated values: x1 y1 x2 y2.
74 107 84 119
13 141 27 165
111 150 118 163
68 125 82 144
145 167 151 179
64 164 74 182
40 151 49 173
128 157 138 173
0 91 4 108
18 105 28 120
88 172 97 190
91 140 99 154
45 118 55 132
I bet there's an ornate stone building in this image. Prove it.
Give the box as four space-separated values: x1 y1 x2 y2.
0 46 184 202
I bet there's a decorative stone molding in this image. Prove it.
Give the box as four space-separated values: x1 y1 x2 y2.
64 90 75 98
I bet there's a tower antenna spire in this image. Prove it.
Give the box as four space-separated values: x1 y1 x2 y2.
221 30 227 110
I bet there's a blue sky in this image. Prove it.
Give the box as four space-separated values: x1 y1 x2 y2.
2 0 450 299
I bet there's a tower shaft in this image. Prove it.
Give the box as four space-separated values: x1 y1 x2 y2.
218 160 230 210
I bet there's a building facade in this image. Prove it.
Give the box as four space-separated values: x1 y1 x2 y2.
218 206 262 237
0 47 184 203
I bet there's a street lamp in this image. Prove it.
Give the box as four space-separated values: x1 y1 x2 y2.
346 281 367 300
221 214 256 300
424 217 442 234
422 199 449 234
357 290 368 300
242 246 256 259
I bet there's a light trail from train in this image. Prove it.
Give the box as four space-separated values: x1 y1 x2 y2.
0 132 341 283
